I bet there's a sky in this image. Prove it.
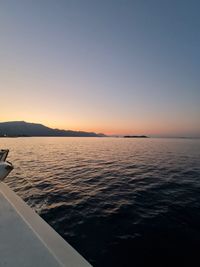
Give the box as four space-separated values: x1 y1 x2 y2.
0 0 200 136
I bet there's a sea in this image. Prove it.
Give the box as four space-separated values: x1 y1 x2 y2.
1 137 200 266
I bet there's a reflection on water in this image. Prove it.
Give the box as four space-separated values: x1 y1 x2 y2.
1 137 200 266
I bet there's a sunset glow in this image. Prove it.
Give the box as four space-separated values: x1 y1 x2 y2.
1 1 200 137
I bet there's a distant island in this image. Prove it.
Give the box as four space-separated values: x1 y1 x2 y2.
0 121 106 137
124 135 149 138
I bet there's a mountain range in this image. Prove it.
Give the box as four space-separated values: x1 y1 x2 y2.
0 121 106 137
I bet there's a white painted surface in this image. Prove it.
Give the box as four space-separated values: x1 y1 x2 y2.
0 183 92 267
0 162 13 181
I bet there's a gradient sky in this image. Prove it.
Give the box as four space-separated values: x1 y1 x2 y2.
1 0 200 136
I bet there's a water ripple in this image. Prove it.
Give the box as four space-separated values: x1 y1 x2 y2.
1 137 200 266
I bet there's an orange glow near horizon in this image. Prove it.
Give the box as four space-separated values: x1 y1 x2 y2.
1 1 200 138
1 111 199 137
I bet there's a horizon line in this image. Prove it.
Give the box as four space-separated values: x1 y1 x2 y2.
0 120 200 139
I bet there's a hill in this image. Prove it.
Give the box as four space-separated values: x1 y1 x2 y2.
0 121 106 137
124 135 148 138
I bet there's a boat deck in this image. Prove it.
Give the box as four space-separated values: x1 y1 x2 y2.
0 182 92 267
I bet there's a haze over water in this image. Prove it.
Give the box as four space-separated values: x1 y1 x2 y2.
1 137 200 266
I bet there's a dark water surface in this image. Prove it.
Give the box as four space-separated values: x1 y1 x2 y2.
1 137 200 266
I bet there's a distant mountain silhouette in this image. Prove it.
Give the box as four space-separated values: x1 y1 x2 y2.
124 135 148 138
0 121 106 137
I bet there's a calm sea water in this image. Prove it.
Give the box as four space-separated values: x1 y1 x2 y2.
1 137 200 266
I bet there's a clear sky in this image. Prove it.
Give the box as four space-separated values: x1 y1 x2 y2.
1 0 200 136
